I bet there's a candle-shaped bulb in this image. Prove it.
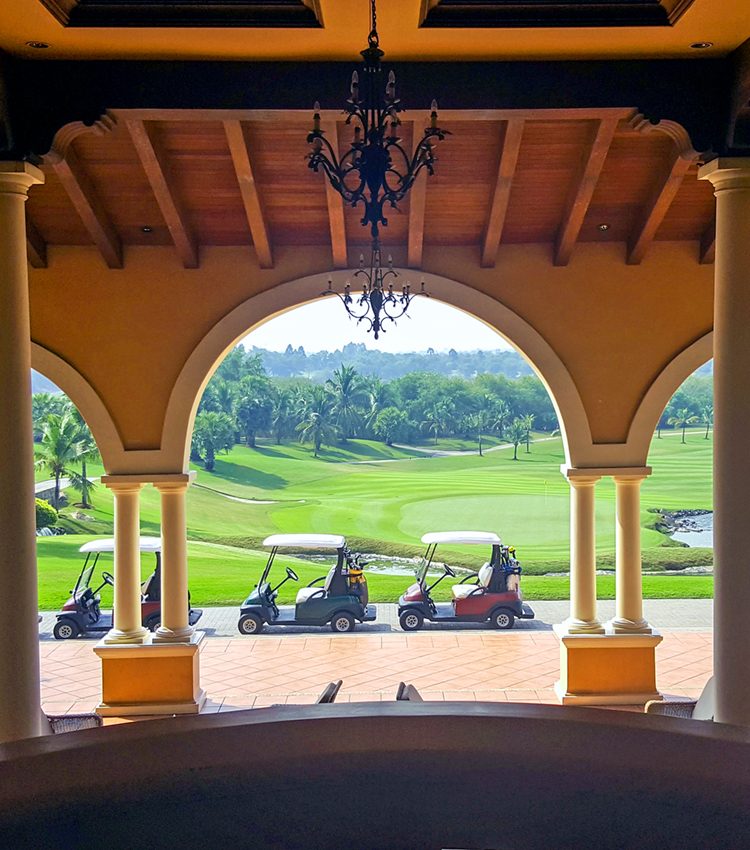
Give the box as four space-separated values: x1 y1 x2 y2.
387 254 393 268
420 276 426 292
387 70 396 99
359 253 365 269
351 70 359 97
344 279 351 292
313 101 321 132
326 275 332 291
354 125 362 143
430 99 438 129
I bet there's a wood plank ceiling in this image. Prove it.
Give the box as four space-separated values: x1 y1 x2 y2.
26 108 717 270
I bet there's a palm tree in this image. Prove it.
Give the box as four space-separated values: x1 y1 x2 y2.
326 364 366 442
507 418 526 461
362 377 391 435
422 403 443 445
192 411 235 471
701 403 713 439
467 410 490 457
35 411 86 509
296 386 337 457
69 408 100 509
490 400 511 439
520 413 535 453
31 392 67 442
271 389 293 444
667 407 699 444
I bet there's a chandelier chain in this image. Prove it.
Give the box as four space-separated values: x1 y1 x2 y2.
368 0 378 48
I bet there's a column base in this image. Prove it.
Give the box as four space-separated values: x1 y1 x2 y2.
94 631 206 716
103 626 149 645
153 625 195 643
559 617 605 635
554 625 662 705
607 617 653 635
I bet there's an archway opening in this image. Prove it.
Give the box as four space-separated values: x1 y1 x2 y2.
641 359 713 593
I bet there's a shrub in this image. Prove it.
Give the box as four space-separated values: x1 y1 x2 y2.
35 498 57 530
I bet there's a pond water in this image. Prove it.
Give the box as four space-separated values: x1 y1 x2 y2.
671 513 713 548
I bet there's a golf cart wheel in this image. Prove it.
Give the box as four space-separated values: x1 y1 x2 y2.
330 612 356 633
399 610 424 632
145 615 161 633
53 620 79 640
491 609 515 630
238 613 264 635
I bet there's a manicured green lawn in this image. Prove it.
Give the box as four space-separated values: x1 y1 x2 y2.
38 428 713 607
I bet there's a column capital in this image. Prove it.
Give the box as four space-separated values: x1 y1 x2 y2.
103 472 196 490
562 464 651 482
0 162 44 194
699 157 750 191
152 471 197 493
101 476 145 494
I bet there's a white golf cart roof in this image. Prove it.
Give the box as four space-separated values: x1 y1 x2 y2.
421 531 502 546
263 533 346 549
79 536 162 554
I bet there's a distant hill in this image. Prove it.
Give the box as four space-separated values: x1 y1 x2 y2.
250 343 534 382
31 371 61 394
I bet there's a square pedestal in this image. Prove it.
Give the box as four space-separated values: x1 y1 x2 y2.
94 631 206 716
554 626 663 705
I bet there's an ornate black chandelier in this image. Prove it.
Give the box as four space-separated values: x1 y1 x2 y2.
307 0 447 339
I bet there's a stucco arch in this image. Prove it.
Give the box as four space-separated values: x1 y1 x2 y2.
30 342 125 470
624 332 714 464
160 269 594 472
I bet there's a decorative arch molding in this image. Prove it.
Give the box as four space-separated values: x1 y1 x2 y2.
624 332 713 466
30 342 124 470
160 269 594 472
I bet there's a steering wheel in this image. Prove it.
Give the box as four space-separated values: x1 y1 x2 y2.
286 567 299 582
101 571 115 586
444 565 456 578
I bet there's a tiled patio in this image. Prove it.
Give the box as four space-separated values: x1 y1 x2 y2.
40 627 713 716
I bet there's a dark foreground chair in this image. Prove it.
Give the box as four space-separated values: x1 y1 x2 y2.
41 710 103 735
395 681 423 701
645 676 715 720
315 680 343 704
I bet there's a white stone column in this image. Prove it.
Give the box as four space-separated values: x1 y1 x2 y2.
610 471 651 634
700 157 750 726
154 473 195 643
0 163 44 742
563 469 604 633
103 479 148 644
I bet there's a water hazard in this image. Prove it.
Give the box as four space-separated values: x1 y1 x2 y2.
671 512 713 548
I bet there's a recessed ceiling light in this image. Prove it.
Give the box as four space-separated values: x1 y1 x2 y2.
25 41 50 49
690 42 713 50
598 223 610 232
141 226 153 233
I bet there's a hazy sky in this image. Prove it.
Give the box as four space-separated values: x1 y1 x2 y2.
243 296 513 354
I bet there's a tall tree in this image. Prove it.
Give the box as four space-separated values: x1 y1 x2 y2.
236 374 273 448
271 388 293 444
296 386 337 457
507 418 526 461
31 392 67 442
520 413 535 453
701 403 713 439
326 364 366 442
192 411 235 471
667 407 699 444
69 407 100 509
35 411 86 508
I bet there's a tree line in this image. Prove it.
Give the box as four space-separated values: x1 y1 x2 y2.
657 375 713 443
191 347 557 468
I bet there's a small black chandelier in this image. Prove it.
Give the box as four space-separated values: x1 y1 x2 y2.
307 0 447 339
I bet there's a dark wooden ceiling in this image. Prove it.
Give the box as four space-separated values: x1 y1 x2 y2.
25 107 717 271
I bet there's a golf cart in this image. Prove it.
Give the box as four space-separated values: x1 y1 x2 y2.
53 537 203 640
237 533 377 634
397 531 535 631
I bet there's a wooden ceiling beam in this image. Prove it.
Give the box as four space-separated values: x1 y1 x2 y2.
320 118 348 269
408 123 428 269
699 217 716 264
127 119 199 269
481 118 524 268
554 117 618 267
626 147 694 265
51 147 123 269
223 120 274 269
26 213 47 269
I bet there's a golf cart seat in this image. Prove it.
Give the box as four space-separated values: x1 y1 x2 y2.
295 566 336 605
452 563 493 600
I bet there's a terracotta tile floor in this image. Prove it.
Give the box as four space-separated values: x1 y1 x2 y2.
40 629 713 715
